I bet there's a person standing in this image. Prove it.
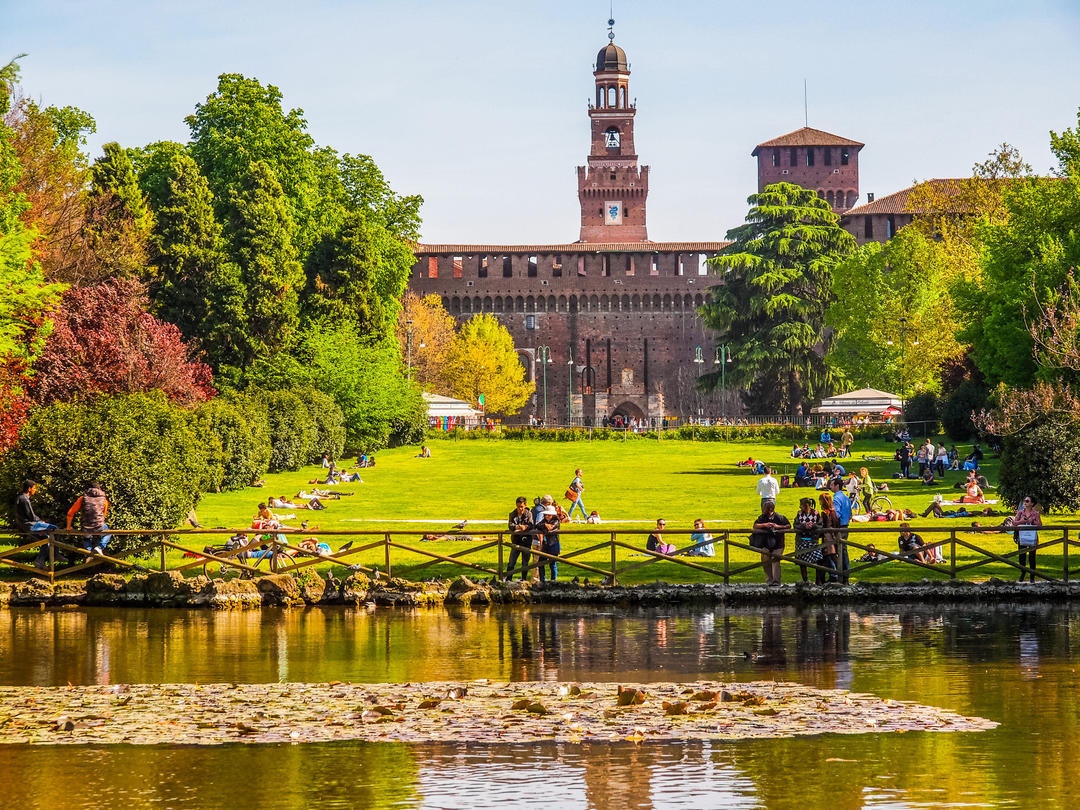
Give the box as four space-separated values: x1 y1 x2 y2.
792 497 821 583
840 428 854 457
915 442 929 479
752 501 791 586
935 443 948 478
756 466 780 511
66 481 111 555
1014 495 1043 582
858 467 875 514
829 478 852 583
898 441 912 479
818 492 840 583
566 468 588 522
505 496 535 581
537 505 561 582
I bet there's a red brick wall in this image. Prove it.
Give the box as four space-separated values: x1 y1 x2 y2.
757 145 861 211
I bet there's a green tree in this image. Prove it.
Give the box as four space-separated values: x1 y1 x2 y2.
304 210 389 333
446 313 533 416
701 182 856 416
186 74 321 253
826 228 966 395
955 118 1080 388
221 159 303 363
80 141 153 279
137 142 248 370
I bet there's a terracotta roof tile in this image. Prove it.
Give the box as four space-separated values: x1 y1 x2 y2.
415 241 730 254
841 179 966 216
752 127 864 153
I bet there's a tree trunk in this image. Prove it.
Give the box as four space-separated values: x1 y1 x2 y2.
789 369 804 420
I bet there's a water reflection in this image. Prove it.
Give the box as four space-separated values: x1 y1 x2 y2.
1 603 1079 808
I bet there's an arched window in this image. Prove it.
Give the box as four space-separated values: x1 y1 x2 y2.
483 296 492 312
631 294 640 311
515 295 524 312
608 86 617 107
557 295 567 312
601 294 610 312
462 297 472 313
526 295 535 311
621 294 630 311
441 296 450 311
663 293 672 310
653 294 661 310
547 295 556 311
694 294 704 308
451 296 461 314
589 294 599 311
494 296 503 313
536 296 546 312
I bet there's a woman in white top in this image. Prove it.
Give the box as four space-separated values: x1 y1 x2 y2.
935 443 949 477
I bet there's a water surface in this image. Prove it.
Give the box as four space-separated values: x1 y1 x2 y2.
0 604 1076 808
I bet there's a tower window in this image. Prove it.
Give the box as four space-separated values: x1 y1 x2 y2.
824 148 832 166
478 256 488 278
841 149 850 165
806 148 815 167
863 216 873 239
789 148 797 167
528 255 538 278
771 149 780 167
610 173 616 181
502 256 512 278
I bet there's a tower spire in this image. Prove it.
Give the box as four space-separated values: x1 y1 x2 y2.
608 4 615 42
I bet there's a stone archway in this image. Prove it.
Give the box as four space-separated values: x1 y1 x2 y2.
610 400 646 420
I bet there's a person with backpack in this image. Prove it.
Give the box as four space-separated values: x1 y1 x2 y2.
65 482 112 555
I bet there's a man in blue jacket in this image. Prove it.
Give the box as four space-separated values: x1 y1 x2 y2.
829 477 852 583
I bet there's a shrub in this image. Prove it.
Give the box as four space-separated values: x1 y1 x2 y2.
257 388 316 473
941 380 988 441
295 386 346 461
194 395 270 491
0 393 206 556
998 416 1080 513
903 393 940 438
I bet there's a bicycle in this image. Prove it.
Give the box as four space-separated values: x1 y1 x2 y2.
200 533 298 578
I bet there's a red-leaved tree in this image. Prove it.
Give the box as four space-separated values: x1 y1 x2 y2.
31 278 216 405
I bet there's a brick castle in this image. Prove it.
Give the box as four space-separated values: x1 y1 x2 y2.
407 24 871 424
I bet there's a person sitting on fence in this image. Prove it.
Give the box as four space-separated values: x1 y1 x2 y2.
65 482 112 555
586 510 602 524
18 480 60 569
646 519 677 555
687 518 715 557
898 523 932 564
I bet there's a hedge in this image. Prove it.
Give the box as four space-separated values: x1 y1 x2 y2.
0 393 206 556
195 394 271 491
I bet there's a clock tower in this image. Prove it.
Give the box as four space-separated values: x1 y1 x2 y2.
577 20 649 242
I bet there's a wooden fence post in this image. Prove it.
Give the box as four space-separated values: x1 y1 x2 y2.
610 532 617 585
48 536 55 585
1064 528 1070 583
497 533 504 579
949 530 956 580
384 533 392 579
723 532 730 585
160 536 167 572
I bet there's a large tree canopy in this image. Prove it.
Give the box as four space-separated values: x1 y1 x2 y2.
701 182 855 416
446 313 533 416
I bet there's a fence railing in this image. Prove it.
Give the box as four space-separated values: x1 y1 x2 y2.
1 525 1076 587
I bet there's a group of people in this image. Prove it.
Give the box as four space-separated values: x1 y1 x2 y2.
14 479 111 569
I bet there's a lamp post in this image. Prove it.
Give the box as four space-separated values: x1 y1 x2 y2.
567 344 575 427
536 345 552 424
714 345 733 422
406 319 414 382
693 346 704 421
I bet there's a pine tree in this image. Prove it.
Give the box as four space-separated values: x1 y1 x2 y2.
700 182 855 417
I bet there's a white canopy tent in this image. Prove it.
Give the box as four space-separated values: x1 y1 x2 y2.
422 392 483 427
812 387 902 416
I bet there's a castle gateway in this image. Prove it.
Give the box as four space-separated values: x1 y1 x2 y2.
408 29 729 425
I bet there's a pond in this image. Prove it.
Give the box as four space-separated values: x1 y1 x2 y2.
0 603 1077 808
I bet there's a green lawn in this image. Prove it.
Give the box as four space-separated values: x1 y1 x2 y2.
171 435 1080 586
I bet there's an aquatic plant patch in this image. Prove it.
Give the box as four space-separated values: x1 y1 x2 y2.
0 680 996 745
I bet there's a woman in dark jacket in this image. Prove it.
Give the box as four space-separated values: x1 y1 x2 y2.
537 506 562 582
817 491 840 583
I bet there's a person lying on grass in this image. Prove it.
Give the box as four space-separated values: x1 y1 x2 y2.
270 495 326 511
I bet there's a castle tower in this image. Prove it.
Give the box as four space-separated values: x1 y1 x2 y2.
577 20 649 242
751 127 864 212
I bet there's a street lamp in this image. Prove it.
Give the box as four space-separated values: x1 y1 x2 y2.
714 345 733 422
693 346 705 420
405 319 414 382
567 344 575 427
535 345 552 424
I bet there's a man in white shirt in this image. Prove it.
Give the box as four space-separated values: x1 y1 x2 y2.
757 467 780 511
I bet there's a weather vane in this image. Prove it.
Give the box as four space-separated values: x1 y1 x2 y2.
608 1 615 42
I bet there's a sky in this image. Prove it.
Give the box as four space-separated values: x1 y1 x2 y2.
5 0 1080 244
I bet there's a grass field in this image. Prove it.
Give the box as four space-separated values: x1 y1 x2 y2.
174 435 1080 586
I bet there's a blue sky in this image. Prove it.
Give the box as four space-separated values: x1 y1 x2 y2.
5 0 1080 243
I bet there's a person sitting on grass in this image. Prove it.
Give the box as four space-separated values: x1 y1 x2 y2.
954 470 990 491
687 518 715 557
921 466 936 486
646 519 677 555
586 510 603 524
857 544 885 562
416 446 431 458
959 478 986 504
898 523 932 564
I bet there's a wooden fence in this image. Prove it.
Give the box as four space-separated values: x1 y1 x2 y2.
1 524 1077 587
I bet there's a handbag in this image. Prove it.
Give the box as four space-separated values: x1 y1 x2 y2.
564 487 579 501
1017 529 1038 547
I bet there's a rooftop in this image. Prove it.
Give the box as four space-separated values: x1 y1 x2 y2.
752 127 864 155
414 241 730 254
842 179 965 216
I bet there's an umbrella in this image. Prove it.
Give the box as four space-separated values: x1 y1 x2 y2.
882 406 902 416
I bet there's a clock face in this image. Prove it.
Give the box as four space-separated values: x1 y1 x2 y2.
605 128 620 148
